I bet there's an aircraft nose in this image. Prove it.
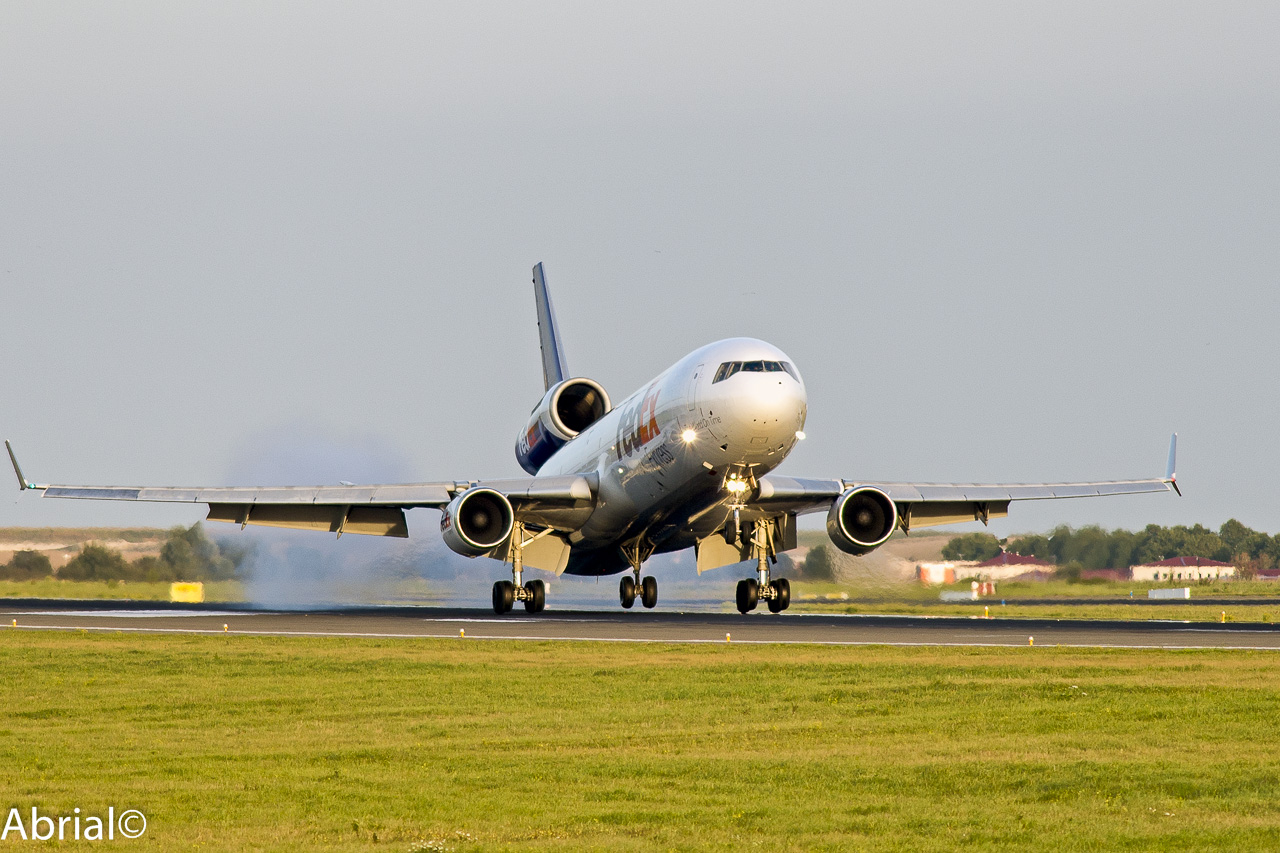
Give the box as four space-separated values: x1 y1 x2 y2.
718 374 808 453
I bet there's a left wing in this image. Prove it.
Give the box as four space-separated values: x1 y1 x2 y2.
6 440 593 539
750 433 1179 532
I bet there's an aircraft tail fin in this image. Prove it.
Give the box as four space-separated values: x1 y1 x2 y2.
533 262 568 390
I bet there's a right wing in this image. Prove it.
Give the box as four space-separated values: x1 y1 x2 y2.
6 440 595 539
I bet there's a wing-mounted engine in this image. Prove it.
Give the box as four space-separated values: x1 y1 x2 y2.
515 378 611 474
826 486 898 555
441 488 515 557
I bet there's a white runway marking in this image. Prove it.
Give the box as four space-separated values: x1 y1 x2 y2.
9 610 257 618
419 617 609 624
9 623 1280 651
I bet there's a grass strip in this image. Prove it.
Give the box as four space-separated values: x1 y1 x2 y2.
3 632 1280 850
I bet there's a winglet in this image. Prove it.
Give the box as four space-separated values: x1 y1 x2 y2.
5 440 42 492
1164 433 1180 496
532 262 569 391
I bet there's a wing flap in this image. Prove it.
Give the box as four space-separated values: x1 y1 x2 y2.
900 500 1010 531
205 504 409 538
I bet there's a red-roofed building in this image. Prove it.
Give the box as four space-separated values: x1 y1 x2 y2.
915 552 1054 584
1131 556 1235 582
972 552 1054 582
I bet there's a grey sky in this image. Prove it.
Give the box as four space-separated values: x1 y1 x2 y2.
3 2 1278 540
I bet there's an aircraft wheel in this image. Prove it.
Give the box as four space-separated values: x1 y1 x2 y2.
641 576 658 609
736 578 759 614
775 578 791 611
524 579 545 614
492 580 515 614
767 588 785 613
620 575 637 609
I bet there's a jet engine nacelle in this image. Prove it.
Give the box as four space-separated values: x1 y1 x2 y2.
826 486 898 556
440 488 515 558
515 377 611 474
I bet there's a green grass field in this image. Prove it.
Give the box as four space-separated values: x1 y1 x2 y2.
0 578 246 601
3 632 1280 850
792 597 1280 624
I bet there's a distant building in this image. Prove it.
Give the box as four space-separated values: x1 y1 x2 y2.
1131 556 1235 582
917 552 1052 585
916 561 977 585
970 552 1054 582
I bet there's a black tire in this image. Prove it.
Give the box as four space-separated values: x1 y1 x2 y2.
492 580 515 614
767 583 784 613
619 575 636 609
775 578 791 611
524 579 545 614
736 578 759 614
641 576 658 609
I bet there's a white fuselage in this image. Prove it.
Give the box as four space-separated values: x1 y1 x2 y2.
536 338 807 571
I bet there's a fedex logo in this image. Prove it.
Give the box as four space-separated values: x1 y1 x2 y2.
617 384 661 458
519 422 539 455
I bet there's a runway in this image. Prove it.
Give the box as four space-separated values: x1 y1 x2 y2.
5 600 1280 649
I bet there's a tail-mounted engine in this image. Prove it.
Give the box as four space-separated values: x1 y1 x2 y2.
515 378 611 474
441 488 515 557
826 486 898 555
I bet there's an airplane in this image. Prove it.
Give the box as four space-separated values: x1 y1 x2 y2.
6 263 1178 614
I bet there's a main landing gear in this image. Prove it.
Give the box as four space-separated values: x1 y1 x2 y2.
491 528 546 614
619 539 658 610
619 574 658 609
736 521 791 614
492 578 545 614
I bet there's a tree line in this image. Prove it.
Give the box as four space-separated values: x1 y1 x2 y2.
941 519 1280 574
0 524 246 583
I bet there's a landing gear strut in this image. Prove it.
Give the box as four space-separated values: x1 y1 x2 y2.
736 521 791 614
491 524 547 614
619 539 658 610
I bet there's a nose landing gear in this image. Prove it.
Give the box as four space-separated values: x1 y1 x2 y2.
735 521 791 614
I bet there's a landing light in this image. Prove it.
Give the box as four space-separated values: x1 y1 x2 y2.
795 431 806 441
726 478 748 494
681 428 697 444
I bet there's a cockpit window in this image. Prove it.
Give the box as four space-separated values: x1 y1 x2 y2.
712 360 798 383
713 362 741 383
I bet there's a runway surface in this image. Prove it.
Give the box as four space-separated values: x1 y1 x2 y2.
5 599 1280 649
